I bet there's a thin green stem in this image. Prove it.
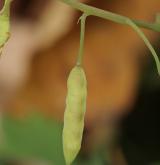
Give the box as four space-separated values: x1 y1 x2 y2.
126 19 160 75
59 0 160 75
59 0 160 32
76 13 87 66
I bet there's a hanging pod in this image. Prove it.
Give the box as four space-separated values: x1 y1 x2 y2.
0 0 12 54
63 66 87 165
63 14 87 165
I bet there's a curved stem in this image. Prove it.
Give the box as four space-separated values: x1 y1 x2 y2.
126 19 160 75
60 0 160 75
76 13 88 66
59 0 160 32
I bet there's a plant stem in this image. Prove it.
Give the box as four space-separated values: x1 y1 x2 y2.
126 19 160 75
60 0 160 75
59 0 160 32
76 13 87 66
133 19 160 32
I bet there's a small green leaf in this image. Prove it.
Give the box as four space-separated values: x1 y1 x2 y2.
0 0 12 54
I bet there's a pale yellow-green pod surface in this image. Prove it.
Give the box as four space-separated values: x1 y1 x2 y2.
63 66 87 165
0 0 12 52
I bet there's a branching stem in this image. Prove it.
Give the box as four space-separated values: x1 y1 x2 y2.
59 0 160 32
59 0 160 75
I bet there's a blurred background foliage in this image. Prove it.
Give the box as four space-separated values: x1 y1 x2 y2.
0 112 108 165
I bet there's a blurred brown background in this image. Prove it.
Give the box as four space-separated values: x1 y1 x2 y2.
0 0 160 164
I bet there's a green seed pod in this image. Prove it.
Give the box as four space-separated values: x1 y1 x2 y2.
0 0 12 54
63 66 87 165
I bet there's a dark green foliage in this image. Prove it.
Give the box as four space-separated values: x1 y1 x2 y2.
0 113 65 164
0 112 108 165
